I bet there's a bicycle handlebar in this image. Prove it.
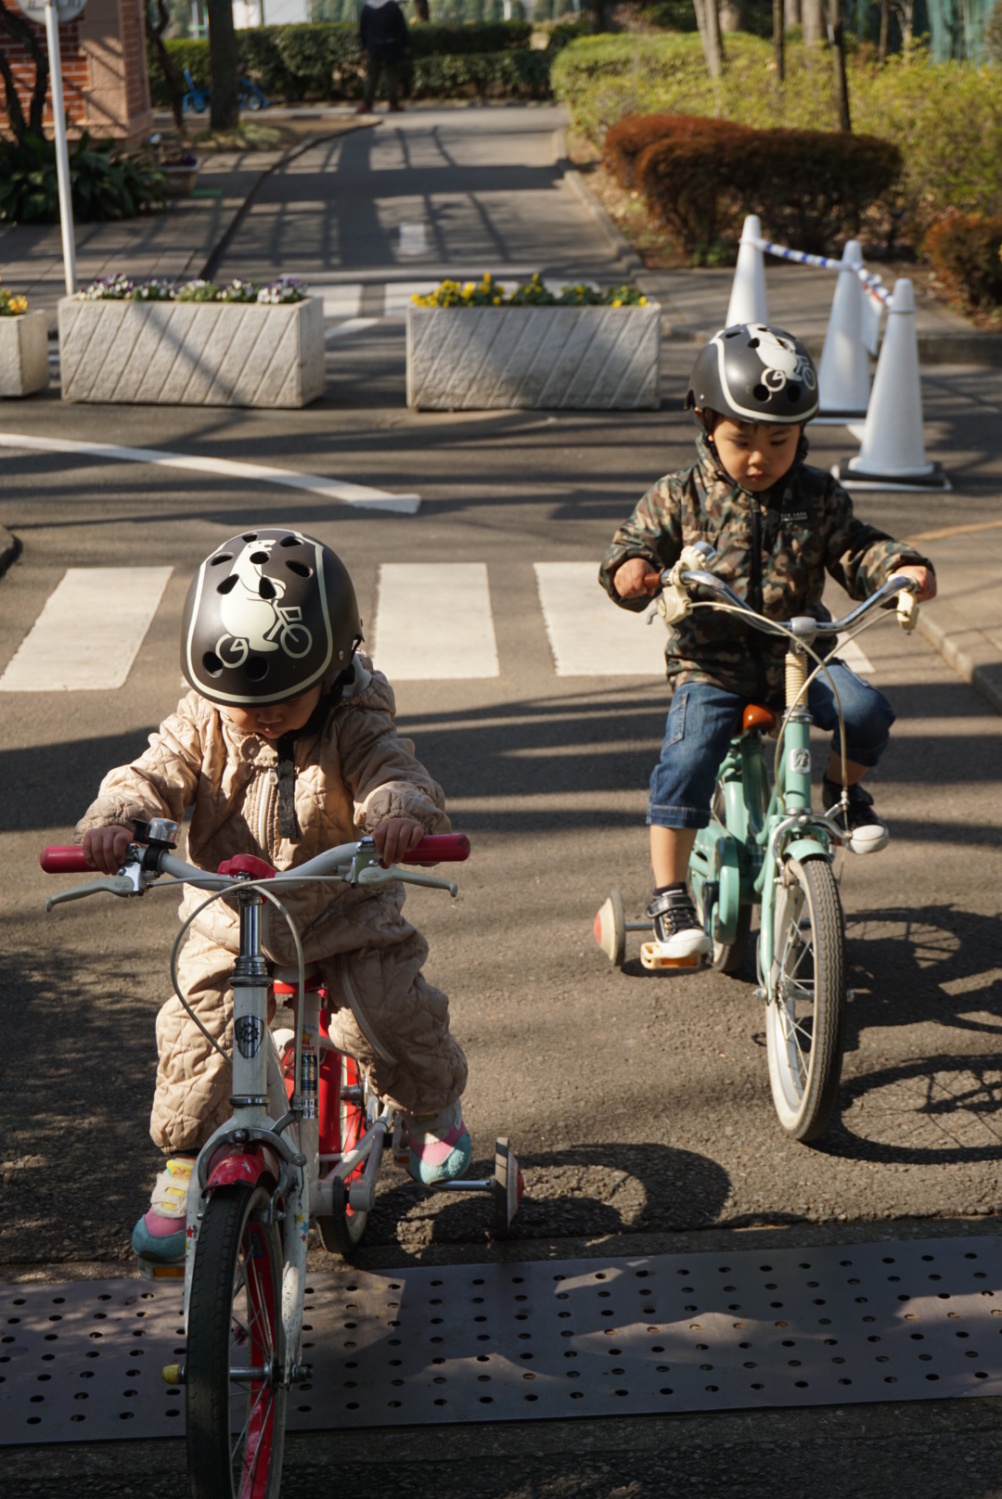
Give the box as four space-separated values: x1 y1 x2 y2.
39 847 92 874
675 568 919 638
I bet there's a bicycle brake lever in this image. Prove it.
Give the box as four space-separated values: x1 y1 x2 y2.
45 875 137 912
355 864 459 897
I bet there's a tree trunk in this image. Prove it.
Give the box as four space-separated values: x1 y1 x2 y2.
589 0 607 31
692 0 724 76
413 0 429 16
801 0 824 43
772 0 785 78
719 0 746 31
784 0 800 24
894 0 914 57
878 0 889 59
148 0 187 131
829 12 851 130
0 0 49 144
206 0 239 131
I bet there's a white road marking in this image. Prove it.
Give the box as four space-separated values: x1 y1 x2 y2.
324 317 381 342
398 222 428 257
835 637 874 675
534 562 667 677
372 563 499 679
0 567 172 692
312 284 362 319
0 433 420 515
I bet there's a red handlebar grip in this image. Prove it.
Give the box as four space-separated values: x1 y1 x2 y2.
40 846 92 874
401 834 470 865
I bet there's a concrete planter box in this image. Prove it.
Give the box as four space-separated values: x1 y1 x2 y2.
407 302 661 410
58 295 324 407
0 311 50 397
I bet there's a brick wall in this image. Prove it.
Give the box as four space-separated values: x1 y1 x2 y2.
0 0 153 142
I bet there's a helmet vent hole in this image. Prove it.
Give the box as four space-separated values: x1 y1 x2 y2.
285 561 312 578
245 658 268 682
279 535 299 548
753 383 769 402
258 578 277 600
201 652 223 677
242 532 258 542
748 337 760 349
217 575 238 595
209 554 232 567
249 550 270 565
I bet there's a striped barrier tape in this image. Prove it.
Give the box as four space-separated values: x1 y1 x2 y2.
750 235 893 308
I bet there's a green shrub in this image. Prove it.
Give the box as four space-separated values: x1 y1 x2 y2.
149 20 539 105
0 134 164 225
410 47 550 98
923 213 1002 312
553 32 1002 242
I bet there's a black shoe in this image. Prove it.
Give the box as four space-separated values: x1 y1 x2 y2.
646 888 712 958
822 778 889 854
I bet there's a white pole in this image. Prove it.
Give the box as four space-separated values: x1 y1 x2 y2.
44 0 77 296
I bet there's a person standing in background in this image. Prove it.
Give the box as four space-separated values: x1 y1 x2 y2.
357 0 411 114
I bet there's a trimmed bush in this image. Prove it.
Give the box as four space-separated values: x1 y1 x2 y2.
149 20 541 106
605 112 730 188
0 133 164 224
553 32 1002 243
923 213 1002 313
634 119 901 257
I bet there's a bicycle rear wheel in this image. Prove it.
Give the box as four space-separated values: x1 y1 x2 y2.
186 1183 286 1499
765 855 847 1141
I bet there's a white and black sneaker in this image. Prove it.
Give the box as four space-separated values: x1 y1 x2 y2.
822 778 889 855
646 886 712 959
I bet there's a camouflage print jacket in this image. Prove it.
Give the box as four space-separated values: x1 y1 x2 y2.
599 432 935 701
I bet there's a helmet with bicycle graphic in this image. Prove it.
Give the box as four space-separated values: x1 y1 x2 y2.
180 528 363 706
685 323 819 427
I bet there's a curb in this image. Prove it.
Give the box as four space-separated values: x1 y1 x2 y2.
554 126 646 279
199 120 376 283
917 611 1002 716
0 525 21 580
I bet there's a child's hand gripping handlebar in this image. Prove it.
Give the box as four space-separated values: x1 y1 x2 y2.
39 831 472 910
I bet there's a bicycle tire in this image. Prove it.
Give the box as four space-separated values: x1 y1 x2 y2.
765 855 847 1142
316 1055 371 1256
186 1184 287 1499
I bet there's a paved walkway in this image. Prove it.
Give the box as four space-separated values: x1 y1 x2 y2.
0 103 1000 715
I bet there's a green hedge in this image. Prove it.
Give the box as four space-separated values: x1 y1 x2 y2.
552 31 1002 238
149 20 544 105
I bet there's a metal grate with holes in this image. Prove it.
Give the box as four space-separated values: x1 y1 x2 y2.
3 1236 1001 1445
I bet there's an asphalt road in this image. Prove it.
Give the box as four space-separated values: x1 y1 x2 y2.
2 107 1002 1498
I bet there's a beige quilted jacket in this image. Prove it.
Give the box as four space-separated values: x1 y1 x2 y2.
75 656 450 969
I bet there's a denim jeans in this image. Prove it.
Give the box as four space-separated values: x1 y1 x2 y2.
647 666 896 830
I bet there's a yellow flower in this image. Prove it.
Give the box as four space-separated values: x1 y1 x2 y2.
12 296 27 312
639 296 647 305
612 298 622 307
493 296 501 304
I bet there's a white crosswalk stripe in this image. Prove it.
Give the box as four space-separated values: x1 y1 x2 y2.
0 567 172 692
535 562 666 677
0 562 879 690
371 563 499 680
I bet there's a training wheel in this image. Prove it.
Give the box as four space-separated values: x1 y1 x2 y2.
491 1137 523 1239
593 889 626 967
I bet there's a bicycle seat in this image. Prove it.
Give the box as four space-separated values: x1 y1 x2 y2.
743 703 778 734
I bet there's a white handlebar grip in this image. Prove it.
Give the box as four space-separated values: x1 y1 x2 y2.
897 591 918 632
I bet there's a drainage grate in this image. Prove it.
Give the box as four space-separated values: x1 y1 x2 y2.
3 1236 1001 1444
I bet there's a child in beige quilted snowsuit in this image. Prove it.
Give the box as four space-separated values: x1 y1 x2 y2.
77 528 470 1266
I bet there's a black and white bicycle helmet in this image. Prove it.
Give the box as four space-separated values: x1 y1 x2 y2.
180 528 362 706
685 323 819 427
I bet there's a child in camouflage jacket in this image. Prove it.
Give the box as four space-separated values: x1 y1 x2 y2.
599 324 937 959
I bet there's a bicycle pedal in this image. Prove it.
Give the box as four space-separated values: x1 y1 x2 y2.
640 942 704 972
136 1257 185 1283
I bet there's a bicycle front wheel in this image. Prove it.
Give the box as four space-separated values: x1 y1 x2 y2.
765 855 847 1142
186 1184 287 1499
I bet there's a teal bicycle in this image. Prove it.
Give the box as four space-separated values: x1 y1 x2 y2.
597 545 919 1142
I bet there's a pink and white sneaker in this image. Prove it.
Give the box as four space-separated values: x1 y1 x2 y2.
131 1154 195 1264
405 1101 472 1185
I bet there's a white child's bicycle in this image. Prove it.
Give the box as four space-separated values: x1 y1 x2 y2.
42 826 522 1499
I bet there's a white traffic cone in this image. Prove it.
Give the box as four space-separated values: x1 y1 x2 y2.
832 278 950 492
726 215 768 328
815 240 870 424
